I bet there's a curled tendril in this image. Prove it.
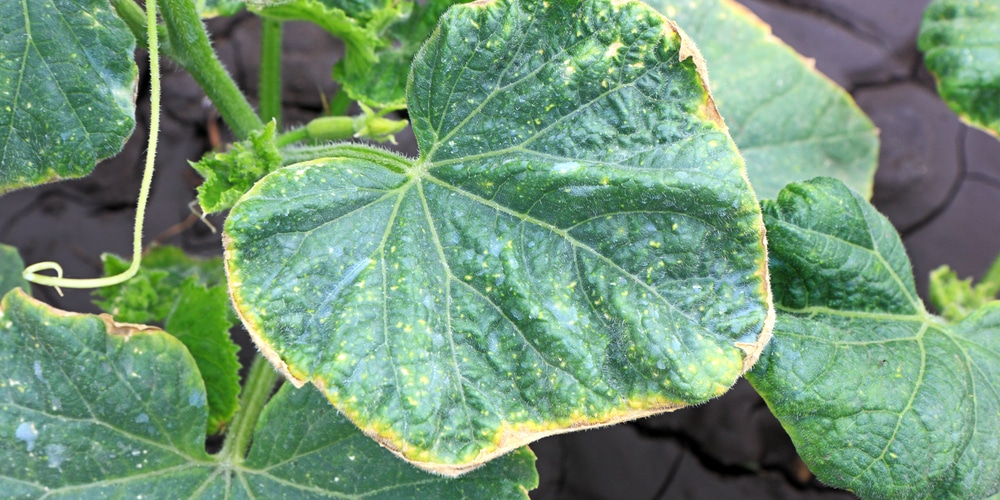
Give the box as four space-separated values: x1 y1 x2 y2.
22 0 161 293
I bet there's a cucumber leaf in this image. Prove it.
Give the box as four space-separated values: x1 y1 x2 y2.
224 0 772 475
650 0 879 199
919 0 1000 138
0 288 537 498
0 243 29 297
748 177 1000 499
94 247 241 436
0 0 137 194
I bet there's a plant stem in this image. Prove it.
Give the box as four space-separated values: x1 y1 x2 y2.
160 0 263 140
259 18 284 128
220 356 280 464
110 0 174 56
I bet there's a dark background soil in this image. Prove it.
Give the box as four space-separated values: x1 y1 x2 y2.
2 0 998 498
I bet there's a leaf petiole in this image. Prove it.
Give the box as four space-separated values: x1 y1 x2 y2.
23 0 163 294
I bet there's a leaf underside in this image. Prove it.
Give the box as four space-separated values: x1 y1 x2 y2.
0 289 537 498
650 0 879 199
0 0 137 194
224 0 772 475
919 0 1000 138
747 178 1000 499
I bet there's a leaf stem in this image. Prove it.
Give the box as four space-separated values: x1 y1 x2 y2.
160 0 263 140
220 355 280 464
23 0 163 292
110 0 174 56
259 18 284 127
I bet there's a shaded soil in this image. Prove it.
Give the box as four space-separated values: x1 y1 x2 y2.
1 1 997 498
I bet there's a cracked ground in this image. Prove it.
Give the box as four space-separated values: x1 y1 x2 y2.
0 1 997 498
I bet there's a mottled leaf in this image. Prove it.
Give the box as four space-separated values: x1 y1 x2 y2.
919 0 1000 138
93 247 241 435
241 384 538 498
0 0 137 194
0 289 537 498
650 0 879 199
0 243 29 297
748 177 1000 499
191 120 282 214
930 252 1000 322
224 0 772 475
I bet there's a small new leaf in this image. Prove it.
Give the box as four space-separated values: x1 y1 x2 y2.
930 252 1000 322
94 247 241 435
749 177 1000 499
191 121 282 214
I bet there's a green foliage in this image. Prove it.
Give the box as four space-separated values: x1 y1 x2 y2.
331 0 464 109
0 244 29 297
0 0 137 194
3 0 998 496
919 0 1000 138
748 178 1000 499
0 288 537 498
94 246 241 435
224 0 771 474
253 0 406 108
190 121 283 214
930 253 1000 322
196 0 245 17
651 0 879 199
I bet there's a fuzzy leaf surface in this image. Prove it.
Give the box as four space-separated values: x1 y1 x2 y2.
224 0 771 475
0 0 136 194
93 247 240 435
650 0 878 199
748 178 1000 499
919 0 1000 137
0 243 29 297
0 289 537 498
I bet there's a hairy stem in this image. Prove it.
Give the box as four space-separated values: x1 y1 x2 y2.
160 0 263 140
220 356 280 463
259 18 284 127
110 0 174 56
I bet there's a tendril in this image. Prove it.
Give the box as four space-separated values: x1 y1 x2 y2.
23 0 162 293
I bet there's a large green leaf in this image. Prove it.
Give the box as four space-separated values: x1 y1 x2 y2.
0 0 137 194
648 0 879 199
748 177 1000 499
224 0 772 475
919 0 1000 138
94 246 241 436
0 288 537 498
0 243 29 297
